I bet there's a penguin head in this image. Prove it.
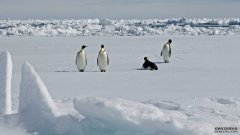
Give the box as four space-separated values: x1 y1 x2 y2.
168 39 172 44
144 57 148 61
101 44 104 48
82 45 87 49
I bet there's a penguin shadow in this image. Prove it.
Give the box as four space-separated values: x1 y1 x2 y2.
154 61 165 64
55 70 77 72
152 55 165 64
134 68 157 71
55 70 100 72
135 68 145 70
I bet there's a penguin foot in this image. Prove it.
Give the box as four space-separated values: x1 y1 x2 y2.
164 60 169 63
101 70 106 72
79 70 84 72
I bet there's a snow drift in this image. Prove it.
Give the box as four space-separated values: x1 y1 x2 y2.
19 62 83 135
73 97 198 135
0 18 240 36
74 97 240 135
0 51 12 114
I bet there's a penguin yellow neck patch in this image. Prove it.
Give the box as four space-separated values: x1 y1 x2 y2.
99 48 106 54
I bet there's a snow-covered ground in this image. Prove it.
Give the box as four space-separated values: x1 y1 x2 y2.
0 30 240 134
0 18 240 36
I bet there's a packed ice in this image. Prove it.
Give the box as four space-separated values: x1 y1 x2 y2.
0 18 240 36
18 62 83 135
0 53 239 134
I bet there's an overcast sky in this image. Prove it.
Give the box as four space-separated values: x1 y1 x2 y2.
0 0 239 19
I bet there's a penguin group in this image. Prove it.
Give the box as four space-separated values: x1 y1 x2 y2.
75 44 109 72
141 39 172 70
75 39 172 72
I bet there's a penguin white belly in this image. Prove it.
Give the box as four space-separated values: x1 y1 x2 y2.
76 52 87 71
162 45 170 61
97 53 108 70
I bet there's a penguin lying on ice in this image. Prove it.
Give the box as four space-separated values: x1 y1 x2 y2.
141 57 158 70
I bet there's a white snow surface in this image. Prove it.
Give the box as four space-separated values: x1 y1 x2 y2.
0 35 240 135
0 18 240 36
0 51 12 114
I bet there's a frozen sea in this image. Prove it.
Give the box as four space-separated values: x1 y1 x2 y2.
1 35 239 101
0 19 240 135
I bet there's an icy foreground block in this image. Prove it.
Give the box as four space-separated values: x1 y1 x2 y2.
19 62 83 135
0 51 12 114
19 62 59 117
74 97 193 135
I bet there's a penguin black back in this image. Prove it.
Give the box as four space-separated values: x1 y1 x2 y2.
142 57 158 70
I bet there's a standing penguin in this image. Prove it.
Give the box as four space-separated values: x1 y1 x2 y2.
161 39 172 63
97 45 109 72
76 45 87 72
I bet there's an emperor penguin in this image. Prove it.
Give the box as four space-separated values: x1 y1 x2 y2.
161 39 172 63
97 45 109 72
76 45 87 72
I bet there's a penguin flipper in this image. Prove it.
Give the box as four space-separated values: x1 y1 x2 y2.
160 51 162 56
97 58 99 65
107 54 109 65
75 51 80 65
169 47 171 57
85 53 87 65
